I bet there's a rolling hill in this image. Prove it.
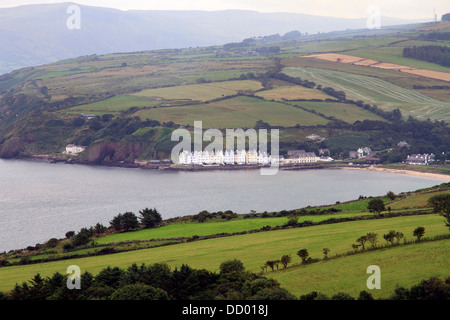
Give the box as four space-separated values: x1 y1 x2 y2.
0 18 449 165
0 2 427 75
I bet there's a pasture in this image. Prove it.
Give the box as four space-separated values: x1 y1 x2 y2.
0 213 447 296
135 96 330 128
292 101 388 123
282 66 450 122
255 85 331 101
131 80 263 101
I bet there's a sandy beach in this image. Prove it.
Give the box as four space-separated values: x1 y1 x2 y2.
340 165 450 181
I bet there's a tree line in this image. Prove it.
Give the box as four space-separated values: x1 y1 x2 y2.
1 259 448 300
403 45 450 67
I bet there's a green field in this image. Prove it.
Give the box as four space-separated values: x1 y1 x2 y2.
270 239 449 299
132 80 263 101
65 95 159 114
282 67 450 122
389 190 450 210
292 101 388 123
95 212 376 244
135 96 330 128
255 85 331 101
0 214 447 296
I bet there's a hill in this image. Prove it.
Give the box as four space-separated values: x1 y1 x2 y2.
0 19 449 166
0 2 426 75
0 183 448 298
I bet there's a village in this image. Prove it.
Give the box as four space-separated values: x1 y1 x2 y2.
63 142 436 168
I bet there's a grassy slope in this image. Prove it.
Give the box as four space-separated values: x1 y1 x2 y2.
270 239 449 299
95 211 375 244
135 96 329 128
0 214 447 295
282 66 450 122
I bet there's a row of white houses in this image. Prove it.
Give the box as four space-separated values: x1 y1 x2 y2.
178 149 332 165
178 150 271 165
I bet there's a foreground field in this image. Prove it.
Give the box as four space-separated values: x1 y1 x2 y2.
0 213 447 296
270 239 449 299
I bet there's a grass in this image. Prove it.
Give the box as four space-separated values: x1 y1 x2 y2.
282 66 450 122
132 80 263 102
389 190 450 210
255 86 331 101
323 197 391 212
135 96 329 128
64 95 159 114
0 213 447 294
292 101 388 123
94 212 376 244
269 238 450 299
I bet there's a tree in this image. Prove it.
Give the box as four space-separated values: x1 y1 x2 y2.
110 283 168 300
413 227 425 242
110 213 124 232
219 259 245 275
394 231 404 244
71 228 91 247
265 260 276 272
443 13 450 22
322 248 330 259
280 255 292 269
368 198 386 215
383 230 396 245
386 191 396 200
122 212 139 231
65 231 75 239
297 249 309 263
356 235 368 250
428 194 450 231
139 208 162 228
94 223 106 235
366 232 378 248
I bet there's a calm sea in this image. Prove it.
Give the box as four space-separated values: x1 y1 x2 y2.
0 159 447 252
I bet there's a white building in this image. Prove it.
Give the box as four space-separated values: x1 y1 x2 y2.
258 151 270 165
224 150 235 165
65 144 86 155
235 150 247 165
406 153 435 165
286 150 319 163
247 149 258 164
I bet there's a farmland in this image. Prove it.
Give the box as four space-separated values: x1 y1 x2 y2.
0 212 448 297
282 66 450 122
135 96 330 128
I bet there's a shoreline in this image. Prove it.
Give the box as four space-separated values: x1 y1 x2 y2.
339 165 450 181
3 154 450 180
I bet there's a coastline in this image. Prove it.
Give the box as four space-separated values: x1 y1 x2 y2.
339 165 450 181
4 154 450 180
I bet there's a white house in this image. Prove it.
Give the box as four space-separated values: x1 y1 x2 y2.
224 150 235 164
235 150 247 165
247 149 258 164
258 151 270 165
286 150 319 163
306 133 321 140
214 150 224 165
406 153 435 165
65 144 86 155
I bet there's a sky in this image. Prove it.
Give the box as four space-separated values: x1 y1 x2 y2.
0 0 448 20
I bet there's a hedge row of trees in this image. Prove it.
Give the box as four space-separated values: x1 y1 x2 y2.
2 259 448 300
403 45 450 67
0 259 296 300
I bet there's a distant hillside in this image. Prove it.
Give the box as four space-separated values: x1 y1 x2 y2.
0 2 425 74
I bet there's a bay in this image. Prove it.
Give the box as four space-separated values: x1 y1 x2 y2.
0 159 447 252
